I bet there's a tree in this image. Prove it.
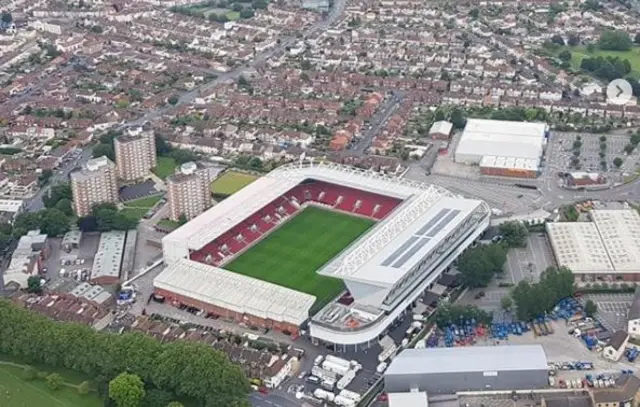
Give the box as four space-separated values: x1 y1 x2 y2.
168 95 179 105
457 244 506 288
55 198 74 217
13 212 42 237
550 34 565 46
40 208 70 237
26 276 43 294
38 169 54 186
109 373 146 407
231 2 243 11
598 30 632 51
511 266 574 320
239 8 255 18
178 214 188 226
167 403 185 407
44 183 72 208
614 157 624 168
46 373 63 391
251 0 267 8
450 108 466 129
501 296 513 311
1 11 12 24
567 33 580 46
499 221 528 248
635 33 640 44
468 8 479 18
93 144 115 161
558 49 572 62
585 300 597 317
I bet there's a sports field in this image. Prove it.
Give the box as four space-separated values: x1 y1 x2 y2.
225 206 375 308
210 171 259 196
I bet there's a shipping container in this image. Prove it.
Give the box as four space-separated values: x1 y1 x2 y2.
321 378 335 391
325 355 351 368
313 388 335 402
337 370 356 390
314 355 324 366
334 395 356 407
311 366 337 380
338 389 362 402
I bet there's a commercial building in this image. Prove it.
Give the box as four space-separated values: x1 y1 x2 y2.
3 229 47 288
547 209 640 282
428 121 453 140
159 162 490 347
603 330 629 362
114 129 156 182
70 156 118 217
90 231 126 285
592 374 640 407
166 162 212 221
384 345 548 394
455 119 546 178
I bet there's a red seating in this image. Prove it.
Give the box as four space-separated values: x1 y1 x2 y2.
190 180 403 265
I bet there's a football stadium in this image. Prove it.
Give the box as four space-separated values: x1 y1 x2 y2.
157 162 491 348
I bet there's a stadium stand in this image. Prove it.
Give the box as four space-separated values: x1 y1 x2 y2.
190 181 402 266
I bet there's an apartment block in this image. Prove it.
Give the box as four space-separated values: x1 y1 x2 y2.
114 129 156 182
167 162 212 222
70 156 118 217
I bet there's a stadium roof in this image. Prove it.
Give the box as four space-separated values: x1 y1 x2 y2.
591 210 640 272
164 162 452 253
153 258 316 325
546 222 614 273
318 197 485 286
455 119 546 161
385 345 547 376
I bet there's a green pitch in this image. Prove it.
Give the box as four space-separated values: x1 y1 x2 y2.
225 206 375 310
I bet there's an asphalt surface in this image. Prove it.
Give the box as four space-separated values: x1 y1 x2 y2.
26 147 93 212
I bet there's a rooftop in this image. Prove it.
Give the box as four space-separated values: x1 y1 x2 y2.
0 199 23 213
429 120 453 136
71 156 114 182
163 162 452 256
546 222 614 273
385 345 548 376
318 197 486 286
153 258 317 326
591 210 640 272
456 119 546 161
388 392 428 407
91 231 126 282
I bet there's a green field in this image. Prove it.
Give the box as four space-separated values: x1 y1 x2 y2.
123 194 163 208
153 156 177 179
568 46 640 77
210 171 259 196
0 363 101 407
225 206 375 308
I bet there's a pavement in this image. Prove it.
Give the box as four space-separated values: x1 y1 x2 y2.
348 92 403 156
26 147 93 212
504 234 556 284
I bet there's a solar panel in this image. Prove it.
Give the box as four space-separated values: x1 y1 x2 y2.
381 236 420 267
392 237 432 268
425 210 461 238
415 209 450 236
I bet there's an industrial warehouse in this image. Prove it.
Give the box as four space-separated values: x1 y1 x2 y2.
384 345 549 395
546 209 640 281
454 119 547 178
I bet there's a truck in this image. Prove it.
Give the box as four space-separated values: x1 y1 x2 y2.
325 355 351 368
321 378 335 391
378 343 397 362
311 366 337 381
334 395 356 407
313 389 335 402
313 355 324 366
337 370 356 390
338 389 362 403
322 360 350 376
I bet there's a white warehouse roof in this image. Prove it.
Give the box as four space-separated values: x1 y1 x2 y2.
591 210 640 272
455 119 546 163
547 209 640 274
480 156 539 172
385 345 547 376
153 258 316 326
546 222 614 273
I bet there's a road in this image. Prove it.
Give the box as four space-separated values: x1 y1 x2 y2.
26 147 93 212
349 92 402 156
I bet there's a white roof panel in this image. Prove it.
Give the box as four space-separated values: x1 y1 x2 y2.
153 258 316 325
456 119 546 161
386 345 547 376
388 392 428 407
546 222 614 273
319 197 485 286
591 209 640 272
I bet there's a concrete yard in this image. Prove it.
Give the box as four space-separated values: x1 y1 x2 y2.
505 234 556 284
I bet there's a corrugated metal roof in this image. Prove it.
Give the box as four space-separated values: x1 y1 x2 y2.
385 345 547 376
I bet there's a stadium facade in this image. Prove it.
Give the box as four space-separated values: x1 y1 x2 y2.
158 162 491 347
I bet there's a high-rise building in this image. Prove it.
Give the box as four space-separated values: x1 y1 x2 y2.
114 129 156 182
166 162 212 222
70 156 118 217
